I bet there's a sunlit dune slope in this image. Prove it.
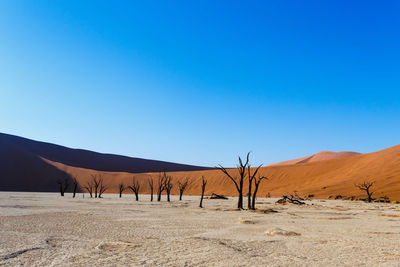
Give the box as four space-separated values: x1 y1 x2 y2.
269 151 360 166
46 144 400 201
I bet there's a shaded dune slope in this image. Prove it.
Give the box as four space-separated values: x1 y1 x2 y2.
0 139 72 192
0 132 211 192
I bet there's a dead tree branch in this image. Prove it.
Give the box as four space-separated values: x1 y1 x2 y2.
355 181 375 202
157 172 166 201
251 175 267 210
178 177 191 201
129 176 141 201
217 152 250 209
164 174 173 202
200 176 207 208
148 178 154 201
118 182 126 198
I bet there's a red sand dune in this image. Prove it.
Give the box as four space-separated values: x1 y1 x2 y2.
269 151 361 166
45 145 400 201
2 132 400 201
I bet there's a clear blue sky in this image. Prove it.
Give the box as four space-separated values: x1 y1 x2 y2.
1 1 399 167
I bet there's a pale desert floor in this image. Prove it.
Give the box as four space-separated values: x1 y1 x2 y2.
1 192 400 266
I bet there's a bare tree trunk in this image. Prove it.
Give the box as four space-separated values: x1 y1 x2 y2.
92 175 100 198
83 180 94 198
57 178 69 197
157 173 166 201
164 175 173 202
355 181 375 203
247 178 252 209
72 178 78 198
129 176 141 201
200 176 207 208
218 153 259 210
148 178 154 201
251 176 267 210
178 178 190 201
58 181 64 196
118 183 125 198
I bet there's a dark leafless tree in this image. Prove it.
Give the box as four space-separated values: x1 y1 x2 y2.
92 175 101 198
355 181 375 202
129 176 141 201
217 152 250 209
251 175 267 210
57 179 64 196
83 180 94 198
118 182 126 198
164 174 173 202
148 178 154 201
157 172 166 201
199 176 207 208
247 164 263 209
57 178 69 196
72 177 79 198
177 177 191 200
98 176 108 198
83 175 107 198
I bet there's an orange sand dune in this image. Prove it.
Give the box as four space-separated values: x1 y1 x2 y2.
269 151 360 166
46 144 400 201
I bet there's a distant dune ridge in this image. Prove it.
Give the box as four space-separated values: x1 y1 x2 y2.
1 132 400 201
269 151 361 166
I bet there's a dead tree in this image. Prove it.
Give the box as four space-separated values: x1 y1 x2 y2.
199 176 207 208
83 180 94 198
92 175 101 198
251 175 267 210
83 175 107 198
118 182 126 198
164 175 173 202
98 176 108 198
177 178 191 200
57 178 69 196
276 195 305 205
72 177 79 198
355 181 375 202
247 164 263 209
157 172 166 201
129 176 141 201
218 152 250 209
148 178 154 201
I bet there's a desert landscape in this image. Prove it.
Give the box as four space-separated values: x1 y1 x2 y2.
2 2 399 266
1 192 400 266
2 133 400 266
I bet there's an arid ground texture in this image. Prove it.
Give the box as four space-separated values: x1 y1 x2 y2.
1 192 400 266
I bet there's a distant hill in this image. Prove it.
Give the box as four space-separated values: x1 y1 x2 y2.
269 151 361 166
0 133 212 192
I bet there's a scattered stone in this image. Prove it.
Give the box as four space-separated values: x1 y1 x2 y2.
238 217 256 224
209 193 228 200
265 228 301 236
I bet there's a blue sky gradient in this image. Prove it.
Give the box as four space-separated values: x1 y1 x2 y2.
1 1 399 166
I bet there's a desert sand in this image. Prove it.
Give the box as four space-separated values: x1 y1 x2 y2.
268 151 360 166
43 143 400 201
1 192 400 266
